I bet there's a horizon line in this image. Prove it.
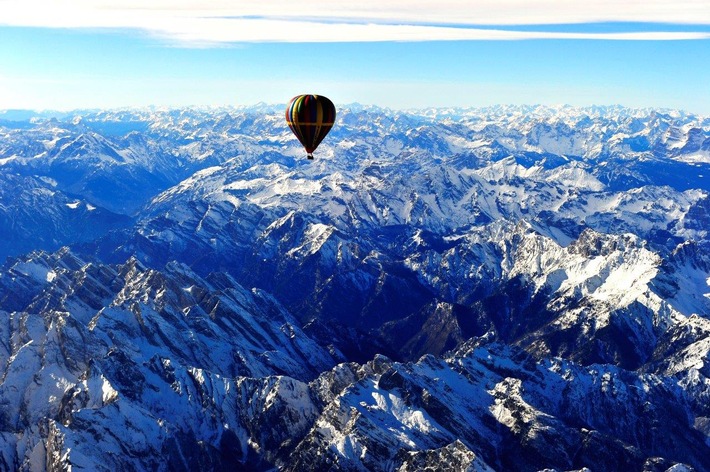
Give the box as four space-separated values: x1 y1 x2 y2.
1 102 706 116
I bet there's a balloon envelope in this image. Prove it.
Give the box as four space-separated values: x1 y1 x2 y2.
285 94 336 159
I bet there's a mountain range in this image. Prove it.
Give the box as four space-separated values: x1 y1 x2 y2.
0 104 708 471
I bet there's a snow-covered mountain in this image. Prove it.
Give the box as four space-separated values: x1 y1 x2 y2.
0 105 708 470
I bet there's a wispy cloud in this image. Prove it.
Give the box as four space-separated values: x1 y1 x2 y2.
2 1 709 43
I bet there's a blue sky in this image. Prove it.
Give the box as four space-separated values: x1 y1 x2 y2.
1 1 709 113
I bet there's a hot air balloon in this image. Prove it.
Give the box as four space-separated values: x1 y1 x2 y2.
285 94 336 159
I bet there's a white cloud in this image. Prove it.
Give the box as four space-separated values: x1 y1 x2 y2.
2 0 709 43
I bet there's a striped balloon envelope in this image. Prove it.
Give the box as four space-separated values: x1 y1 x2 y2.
285 94 336 159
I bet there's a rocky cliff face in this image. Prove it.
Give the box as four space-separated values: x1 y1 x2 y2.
0 105 708 470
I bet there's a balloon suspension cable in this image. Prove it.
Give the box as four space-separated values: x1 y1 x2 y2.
307 153 314 160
